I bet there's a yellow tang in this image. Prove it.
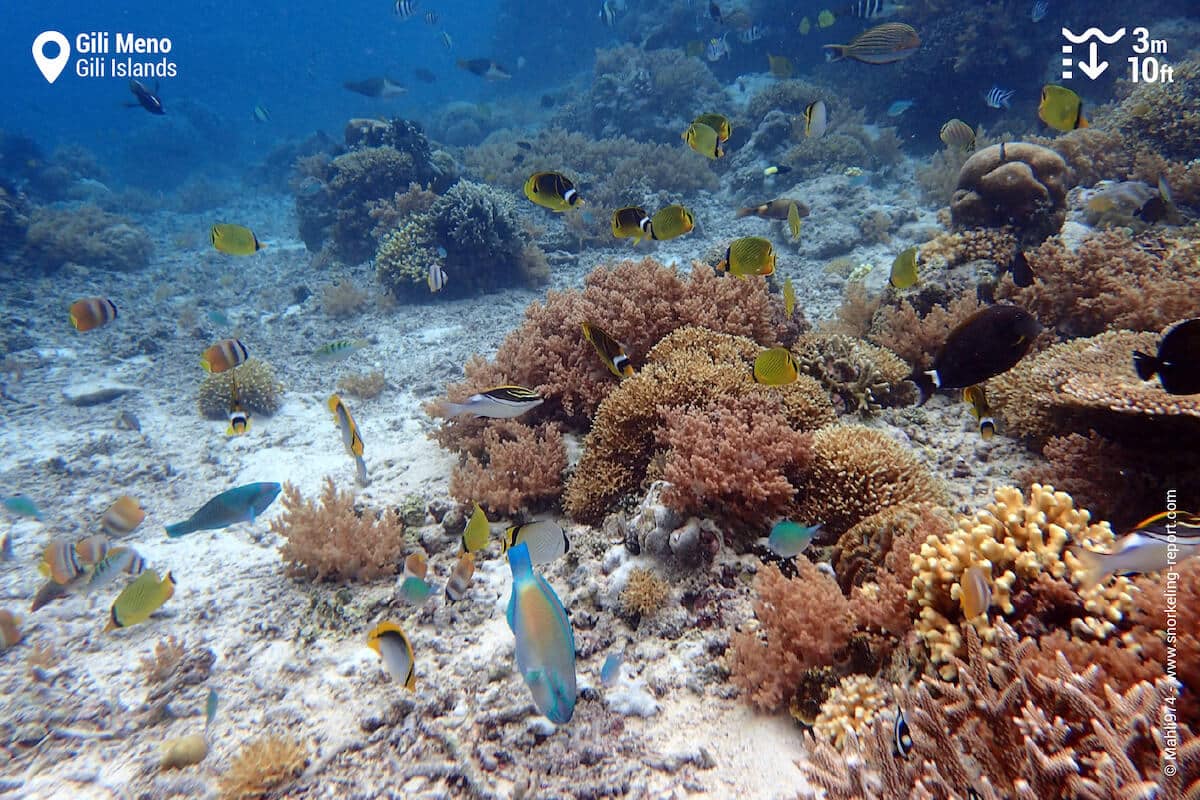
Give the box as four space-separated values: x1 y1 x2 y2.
753 347 799 385
462 502 490 553
105 569 175 632
798 17 811 35
367 621 416 690
682 121 724 159
648 205 695 241
817 9 835 27
692 113 731 143
768 54 793 78
581 321 634 378
611 206 651 243
1038 84 1089 132
210 224 265 256
889 245 919 289
787 202 803 241
718 236 776 278
783 276 796 320
523 171 582 212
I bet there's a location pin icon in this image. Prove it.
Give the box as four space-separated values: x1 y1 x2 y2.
32 31 71 84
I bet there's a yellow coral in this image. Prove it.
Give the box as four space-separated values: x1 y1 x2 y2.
812 674 888 750
908 484 1135 677
374 212 439 295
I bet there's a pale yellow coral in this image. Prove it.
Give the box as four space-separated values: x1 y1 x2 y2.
812 674 888 750
909 483 1135 677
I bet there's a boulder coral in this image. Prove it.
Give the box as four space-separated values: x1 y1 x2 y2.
950 142 1069 246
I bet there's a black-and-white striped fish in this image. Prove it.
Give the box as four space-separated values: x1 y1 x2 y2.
423 10 438 24
737 25 768 43
599 0 617 26
839 0 904 18
439 30 453 50
394 0 419 20
427 263 447 293
985 86 1015 109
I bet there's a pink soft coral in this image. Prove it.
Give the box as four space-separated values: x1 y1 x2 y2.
448 421 566 516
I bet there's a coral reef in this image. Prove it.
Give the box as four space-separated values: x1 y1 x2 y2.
618 567 671 618
218 736 308 800
791 333 913 416
273 479 406 582
21 204 153 272
335 370 387 400
447 420 566 516
0 185 30 262
197 359 285 420
867 293 983 372
811 675 887 750
950 142 1069 247
320 279 368 318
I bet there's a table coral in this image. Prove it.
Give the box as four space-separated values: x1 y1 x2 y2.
908 484 1135 678
950 142 1069 246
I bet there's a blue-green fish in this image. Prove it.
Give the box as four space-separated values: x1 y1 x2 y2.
767 520 821 558
3 495 43 520
205 688 218 730
312 339 369 361
600 652 623 687
207 310 231 327
506 542 576 724
165 482 281 538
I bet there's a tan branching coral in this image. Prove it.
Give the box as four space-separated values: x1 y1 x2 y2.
618 567 670 618
273 479 405 582
448 421 566 516
812 675 888 750
336 370 386 400
791 333 913 415
218 736 308 800
794 425 945 542
320 279 368 318
950 142 1070 246
918 228 1017 269
867 292 982 371
908 484 1134 677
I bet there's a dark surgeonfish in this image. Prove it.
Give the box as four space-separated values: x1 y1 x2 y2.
126 80 164 114
913 305 1041 403
1134 318 1200 395
343 77 407 98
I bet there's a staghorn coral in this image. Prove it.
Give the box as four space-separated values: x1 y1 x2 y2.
812 675 888 751
728 559 854 712
22 204 152 272
791 333 913 416
273 479 406 582
218 736 308 800
794 425 945 544
197 359 285 420
908 484 1135 678
996 229 1200 339
448 420 566 516
618 567 670 618
950 142 1070 247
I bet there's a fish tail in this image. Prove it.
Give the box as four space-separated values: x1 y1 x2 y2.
355 456 371 487
734 208 754 218
164 521 193 539
1132 351 1159 382
908 369 935 405
1069 546 1105 590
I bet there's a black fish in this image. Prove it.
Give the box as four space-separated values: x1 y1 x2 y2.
343 77 407 98
893 707 912 758
414 68 437 84
709 1 722 22
456 58 511 80
1133 318 1200 395
126 80 164 115
516 141 532 151
540 94 556 108
1009 250 1034 287
913 305 1041 402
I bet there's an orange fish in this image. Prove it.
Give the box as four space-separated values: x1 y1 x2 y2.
69 298 118 332
200 339 249 373
101 495 146 536
958 565 992 619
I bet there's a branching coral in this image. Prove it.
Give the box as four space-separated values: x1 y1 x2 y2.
320 279 368 318
218 736 308 800
22 204 153 271
618 567 670 618
867 292 982 372
791 333 913 416
336 370 387 400
908 484 1135 678
273 479 406 582
812 675 888 750
995 229 1200 339
197 359 284 419
448 420 566 516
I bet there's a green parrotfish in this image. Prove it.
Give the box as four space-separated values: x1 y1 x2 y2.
165 482 281 538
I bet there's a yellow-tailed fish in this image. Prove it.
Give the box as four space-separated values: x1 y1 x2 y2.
958 565 992 619
817 9 836 27
74 535 110 567
753 347 800 385
445 552 476 603
736 199 810 220
105 569 175 632
1038 84 1089 132
210 224 266 256
0 609 21 649
329 394 369 486
717 236 776 278
611 206 651 244
40 537 82 585
692 113 731 143
161 734 208 770
804 100 828 138
101 495 145 536
400 552 432 603
367 621 416 690
69 297 118 332
1071 511 1200 589
506 542 576 723
648 205 695 241
889 245 920 289
580 322 634 379
682 121 724 159
962 385 995 440
436 385 544 419
787 202 803 241
783 276 796 320
312 339 369 361
823 22 921 63
86 546 146 593
768 54 794 78
200 338 249 373
462 502 491 553
939 118 976 150
763 165 793 177
502 520 569 565
523 172 582 212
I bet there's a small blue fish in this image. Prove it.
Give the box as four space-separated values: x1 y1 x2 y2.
506 542 576 724
3 495 43 520
767 520 820 558
886 99 914 117
1030 0 1048 23
205 689 218 730
985 86 1015 109
400 576 432 603
207 310 231 327
600 652 623 687
165 482 281 538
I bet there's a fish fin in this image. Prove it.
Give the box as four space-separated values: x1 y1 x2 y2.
822 44 846 61
734 208 753 218
908 369 935 405
164 522 191 539
1068 546 1106 590
1132 351 1159 382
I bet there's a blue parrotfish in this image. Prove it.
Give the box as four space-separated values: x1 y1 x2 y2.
506 542 577 724
165 482 281 538
3 495 43 520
